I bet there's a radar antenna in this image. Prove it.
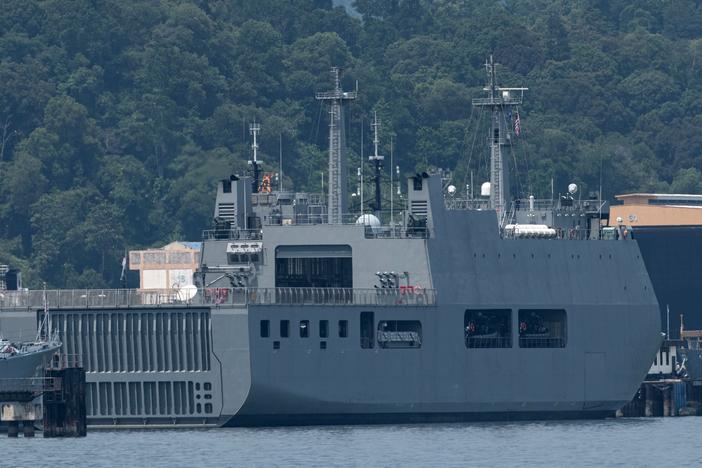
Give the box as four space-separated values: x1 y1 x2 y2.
248 122 262 193
472 56 527 217
316 67 357 223
369 111 384 216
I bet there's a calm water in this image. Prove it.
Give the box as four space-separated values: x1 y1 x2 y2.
3 418 701 467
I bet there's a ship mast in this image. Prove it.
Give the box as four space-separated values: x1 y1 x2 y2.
316 67 357 224
248 122 262 194
369 111 384 216
472 56 527 216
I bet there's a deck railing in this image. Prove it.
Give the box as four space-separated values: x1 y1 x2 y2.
0 287 436 310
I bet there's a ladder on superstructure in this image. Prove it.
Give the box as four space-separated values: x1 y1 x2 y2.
316 67 357 224
472 56 527 219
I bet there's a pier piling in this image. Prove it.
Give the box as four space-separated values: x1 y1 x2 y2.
43 367 87 437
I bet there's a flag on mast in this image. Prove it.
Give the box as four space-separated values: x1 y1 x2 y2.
514 111 521 136
120 255 127 285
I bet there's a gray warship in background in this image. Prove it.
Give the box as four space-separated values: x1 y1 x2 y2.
0 59 661 427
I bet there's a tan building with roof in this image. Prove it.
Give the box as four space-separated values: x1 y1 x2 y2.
610 193 702 227
128 241 201 290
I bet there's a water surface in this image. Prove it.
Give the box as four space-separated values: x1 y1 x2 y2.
3 418 700 467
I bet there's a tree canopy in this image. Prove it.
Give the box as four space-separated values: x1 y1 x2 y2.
2 0 702 287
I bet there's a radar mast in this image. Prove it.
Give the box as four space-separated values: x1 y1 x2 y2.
248 122 262 194
369 111 384 216
472 56 527 217
316 67 357 224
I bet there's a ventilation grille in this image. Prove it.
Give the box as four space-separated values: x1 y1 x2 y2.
410 200 428 216
217 202 236 221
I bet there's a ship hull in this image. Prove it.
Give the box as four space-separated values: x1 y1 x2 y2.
0 344 59 379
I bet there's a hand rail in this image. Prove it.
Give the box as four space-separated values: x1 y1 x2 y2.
0 287 437 310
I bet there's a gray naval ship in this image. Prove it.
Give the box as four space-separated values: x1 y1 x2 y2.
0 60 661 427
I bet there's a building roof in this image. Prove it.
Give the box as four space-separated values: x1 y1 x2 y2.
616 193 702 202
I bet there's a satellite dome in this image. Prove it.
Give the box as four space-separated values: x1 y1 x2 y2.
356 214 381 227
447 185 456 195
356 214 382 235
568 183 578 195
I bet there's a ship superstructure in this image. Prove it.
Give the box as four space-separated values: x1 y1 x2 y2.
0 62 661 427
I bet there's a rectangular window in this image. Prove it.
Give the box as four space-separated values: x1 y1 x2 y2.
338 320 348 338
280 320 290 338
300 320 309 338
377 320 422 348
319 320 329 338
360 312 374 349
464 309 512 349
260 320 270 338
518 309 567 348
274 245 352 288
320 341 327 349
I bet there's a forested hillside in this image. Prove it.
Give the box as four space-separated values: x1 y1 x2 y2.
2 0 702 287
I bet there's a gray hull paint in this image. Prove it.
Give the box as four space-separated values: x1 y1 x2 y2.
223 181 660 425
0 345 59 379
0 177 661 426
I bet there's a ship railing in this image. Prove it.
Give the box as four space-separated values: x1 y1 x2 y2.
201 229 263 241
445 198 492 210
465 336 512 349
518 336 566 348
0 287 436 309
0 289 193 309
263 212 432 239
202 287 436 307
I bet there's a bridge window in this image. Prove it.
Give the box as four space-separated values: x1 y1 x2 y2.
338 320 348 338
260 320 269 338
280 320 290 338
377 320 422 348
360 312 374 349
274 245 352 288
299 320 309 338
518 309 567 348
464 309 512 348
319 320 329 338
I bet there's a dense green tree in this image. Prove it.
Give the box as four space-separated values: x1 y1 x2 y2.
2 0 702 287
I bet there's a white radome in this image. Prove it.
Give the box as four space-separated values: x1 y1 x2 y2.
447 185 456 194
568 183 578 194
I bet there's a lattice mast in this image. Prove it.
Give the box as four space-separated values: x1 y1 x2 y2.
316 67 357 223
472 56 527 215
248 122 262 194
369 111 384 215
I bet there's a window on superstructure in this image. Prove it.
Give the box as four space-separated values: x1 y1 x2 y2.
274 245 352 289
377 320 422 348
280 320 290 338
360 312 374 349
464 309 512 349
319 320 329 338
300 320 309 338
338 320 348 338
260 320 269 338
518 309 567 348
